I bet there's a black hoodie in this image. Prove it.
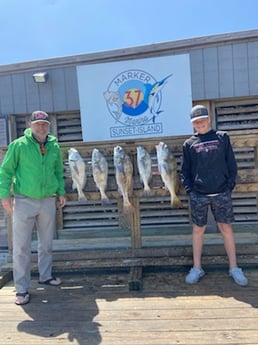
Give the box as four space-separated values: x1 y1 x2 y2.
181 129 237 195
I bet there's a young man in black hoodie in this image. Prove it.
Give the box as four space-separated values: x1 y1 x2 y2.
181 105 248 286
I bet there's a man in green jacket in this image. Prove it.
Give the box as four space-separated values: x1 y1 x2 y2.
0 110 66 305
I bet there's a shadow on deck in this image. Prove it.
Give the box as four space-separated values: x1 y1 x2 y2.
0 268 258 345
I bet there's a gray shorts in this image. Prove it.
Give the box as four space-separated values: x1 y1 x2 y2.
189 190 234 227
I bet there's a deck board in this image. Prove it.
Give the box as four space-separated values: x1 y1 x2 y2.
1 269 258 345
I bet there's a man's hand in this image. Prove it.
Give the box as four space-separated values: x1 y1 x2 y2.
1 197 13 213
58 195 66 208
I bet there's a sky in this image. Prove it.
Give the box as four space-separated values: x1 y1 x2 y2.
0 0 257 66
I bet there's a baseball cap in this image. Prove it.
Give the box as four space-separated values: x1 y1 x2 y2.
31 110 50 124
190 105 209 122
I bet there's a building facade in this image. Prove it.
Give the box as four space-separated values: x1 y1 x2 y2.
0 29 257 144
0 29 258 250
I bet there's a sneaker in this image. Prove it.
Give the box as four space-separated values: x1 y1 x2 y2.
185 267 205 284
229 267 248 286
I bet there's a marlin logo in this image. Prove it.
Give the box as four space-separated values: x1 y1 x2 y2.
104 70 172 126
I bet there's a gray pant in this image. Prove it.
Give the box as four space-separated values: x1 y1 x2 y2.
13 195 56 294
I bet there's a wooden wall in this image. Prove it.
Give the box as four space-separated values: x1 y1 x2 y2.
1 132 258 252
0 66 79 116
190 41 258 100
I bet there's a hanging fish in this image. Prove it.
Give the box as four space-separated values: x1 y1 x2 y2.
155 141 183 208
68 148 87 202
136 146 152 196
113 145 134 214
91 148 110 205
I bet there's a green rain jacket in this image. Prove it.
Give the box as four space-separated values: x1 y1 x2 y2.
0 128 66 199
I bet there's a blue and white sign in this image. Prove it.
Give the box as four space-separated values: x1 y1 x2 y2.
77 54 192 141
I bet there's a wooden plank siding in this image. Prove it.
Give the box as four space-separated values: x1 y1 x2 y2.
216 102 258 131
0 116 8 146
8 111 82 142
190 39 258 100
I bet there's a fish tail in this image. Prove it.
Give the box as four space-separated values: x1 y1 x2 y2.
101 195 111 205
143 185 151 197
99 190 110 205
123 201 135 214
102 198 111 205
171 195 183 208
78 191 87 202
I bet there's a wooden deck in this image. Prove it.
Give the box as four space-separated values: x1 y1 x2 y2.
1 268 258 345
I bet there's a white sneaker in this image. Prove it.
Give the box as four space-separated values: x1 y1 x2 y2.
185 267 205 284
229 267 248 286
